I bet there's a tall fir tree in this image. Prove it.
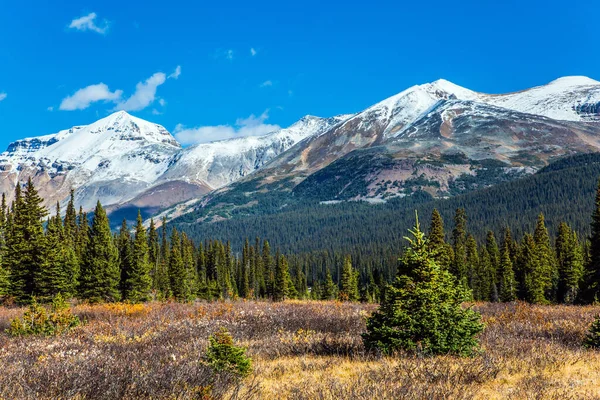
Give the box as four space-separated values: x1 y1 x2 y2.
7 178 48 303
321 270 338 300
124 211 152 302
533 213 558 302
273 252 290 301
79 201 121 303
555 222 584 304
117 219 133 297
584 179 600 303
168 228 191 301
451 208 468 284
427 209 454 270
339 255 359 301
498 243 516 302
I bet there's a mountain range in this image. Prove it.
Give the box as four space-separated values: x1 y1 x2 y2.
1 76 599 224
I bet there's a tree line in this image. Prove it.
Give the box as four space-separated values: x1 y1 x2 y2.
3 177 600 305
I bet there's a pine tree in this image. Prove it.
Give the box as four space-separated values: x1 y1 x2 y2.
584 179 600 303
339 255 359 301
64 189 78 243
555 222 584 304
79 201 121 303
534 213 557 302
518 233 547 304
465 234 479 299
362 213 483 355
321 270 338 300
117 219 133 297
7 179 48 303
451 208 468 284
498 243 516 302
273 252 290 301
0 193 9 297
124 211 152 302
168 228 190 301
427 209 454 270
36 203 77 301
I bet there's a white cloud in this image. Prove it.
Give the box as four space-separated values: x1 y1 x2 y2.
47 106 54 111
225 49 234 60
158 98 166 106
68 12 109 35
250 48 257 56
151 109 162 115
174 110 280 145
168 65 181 79
115 72 166 111
0 93 6 102
260 80 273 88
59 83 122 111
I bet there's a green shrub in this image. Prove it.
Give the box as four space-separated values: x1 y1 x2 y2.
362 213 484 356
584 315 600 348
203 327 252 377
7 294 80 336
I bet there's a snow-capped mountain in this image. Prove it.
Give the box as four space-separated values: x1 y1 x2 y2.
169 76 600 223
0 111 181 211
0 111 343 216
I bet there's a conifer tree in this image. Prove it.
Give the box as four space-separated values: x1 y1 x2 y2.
117 219 133 297
0 193 9 297
363 213 483 355
124 211 152 302
584 179 600 303
465 234 479 298
555 222 584 304
485 231 500 286
79 201 120 303
147 218 160 290
339 255 359 301
36 203 77 300
428 209 454 270
498 243 516 302
168 228 190 301
7 179 48 303
64 189 78 243
321 270 338 300
534 213 558 302
518 233 547 304
451 208 468 284
273 252 290 301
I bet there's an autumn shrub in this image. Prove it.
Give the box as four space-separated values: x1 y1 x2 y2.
7 294 80 336
204 327 252 377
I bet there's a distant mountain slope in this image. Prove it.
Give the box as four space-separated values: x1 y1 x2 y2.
173 153 600 257
169 77 600 223
0 111 343 218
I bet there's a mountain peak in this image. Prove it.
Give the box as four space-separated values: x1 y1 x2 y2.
547 76 600 87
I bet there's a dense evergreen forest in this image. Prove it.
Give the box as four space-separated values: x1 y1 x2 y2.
2 153 600 306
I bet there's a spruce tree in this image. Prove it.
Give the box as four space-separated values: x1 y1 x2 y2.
36 203 77 301
518 233 547 304
428 209 454 270
534 213 557 302
79 201 121 303
321 270 338 300
117 219 133 297
362 214 483 355
7 179 48 303
339 255 359 301
124 211 152 302
273 252 290 301
498 243 516 302
0 193 9 297
465 234 479 299
584 179 600 303
555 222 584 304
451 208 468 284
168 228 190 301
64 189 78 243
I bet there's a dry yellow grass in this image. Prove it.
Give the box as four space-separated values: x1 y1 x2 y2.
1 301 600 399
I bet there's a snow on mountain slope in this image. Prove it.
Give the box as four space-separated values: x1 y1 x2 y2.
158 115 350 189
480 76 600 121
0 111 181 210
0 111 344 216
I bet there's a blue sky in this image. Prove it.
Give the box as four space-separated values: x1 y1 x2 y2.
0 0 597 147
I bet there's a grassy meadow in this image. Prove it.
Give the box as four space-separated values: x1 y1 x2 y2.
1 300 600 399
